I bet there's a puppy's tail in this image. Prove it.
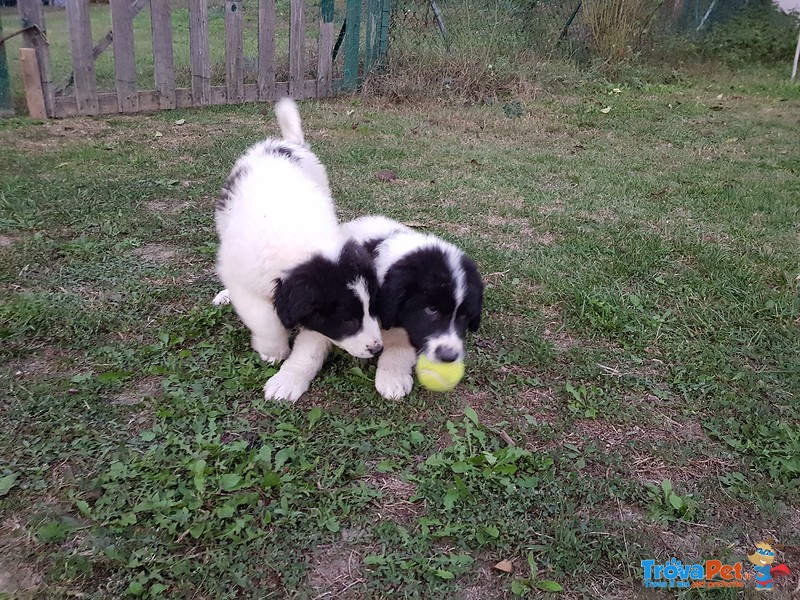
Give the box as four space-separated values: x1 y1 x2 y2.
275 98 305 146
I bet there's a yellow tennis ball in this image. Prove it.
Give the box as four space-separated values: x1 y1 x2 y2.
415 355 465 392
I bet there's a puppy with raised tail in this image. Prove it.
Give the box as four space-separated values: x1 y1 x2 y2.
341 216 484 399
214 99 383 402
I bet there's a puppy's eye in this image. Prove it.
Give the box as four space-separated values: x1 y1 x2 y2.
425 306 439 317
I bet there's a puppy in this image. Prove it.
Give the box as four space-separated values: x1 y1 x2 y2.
341 216 484 399
215 99 383 402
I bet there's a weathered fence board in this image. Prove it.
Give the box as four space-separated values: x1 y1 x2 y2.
317 0 334 97
258 0 277 100
189 0 211 105
225 0 244 103
150 0 176 109
65 0 98 115
289 0 305 99
110 0 138 112
19 48 46 118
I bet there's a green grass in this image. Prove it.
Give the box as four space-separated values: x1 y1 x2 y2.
0 74 799 599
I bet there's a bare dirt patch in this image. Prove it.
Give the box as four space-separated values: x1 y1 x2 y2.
0 517 42 600
457 562 507 599
366 472 423 525
0 233 22 248
113 376 163 406
131 243 180 265
143 199 192 215
0 119 114 153
307 543 367 598
7 347 74 381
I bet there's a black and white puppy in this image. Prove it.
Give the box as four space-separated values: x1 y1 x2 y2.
341 216 484 399
214 99 383 402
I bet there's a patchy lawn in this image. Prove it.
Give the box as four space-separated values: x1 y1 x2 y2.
1 76 799 599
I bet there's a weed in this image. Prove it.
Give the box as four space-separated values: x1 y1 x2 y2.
645 479 700 523
510 552 564 595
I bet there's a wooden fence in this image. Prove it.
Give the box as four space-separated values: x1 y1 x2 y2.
14 0 390 118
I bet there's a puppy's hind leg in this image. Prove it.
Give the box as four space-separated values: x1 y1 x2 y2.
264 329 332 402
375 327 417 400
227 287 290 363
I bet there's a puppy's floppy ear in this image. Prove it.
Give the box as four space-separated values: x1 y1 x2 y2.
339 239 372 268
377 264 411 329
461 256 484 332
273 260 327 328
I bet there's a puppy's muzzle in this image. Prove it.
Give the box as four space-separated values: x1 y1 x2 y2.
434 346 460 363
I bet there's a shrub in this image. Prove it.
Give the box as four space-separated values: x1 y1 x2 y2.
700 1 800 66
582 0 664 60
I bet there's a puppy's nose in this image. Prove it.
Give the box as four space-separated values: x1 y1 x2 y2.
367 342 383 356
434 346 460 363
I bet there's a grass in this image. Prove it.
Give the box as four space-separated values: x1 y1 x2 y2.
0 72 799 599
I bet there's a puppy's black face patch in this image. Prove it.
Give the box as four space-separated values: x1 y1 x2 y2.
273 241 379 343
377 248 483 353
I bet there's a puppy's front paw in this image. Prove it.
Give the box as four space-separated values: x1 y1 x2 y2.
258 349 290 364
212 289 231 306
375 368 414 400
264 369 310 402
252 338 290 364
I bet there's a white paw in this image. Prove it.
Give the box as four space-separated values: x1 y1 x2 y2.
253 338 290 364
257 349 290 364
375 368 414 400
264 369 310 402
212 289 231 306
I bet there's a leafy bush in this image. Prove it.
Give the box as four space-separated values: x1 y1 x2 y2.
700 2 800 65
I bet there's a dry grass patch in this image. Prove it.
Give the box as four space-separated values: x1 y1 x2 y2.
113 376 163 406
0 517 42 600
367 472 424 526
131 243 180 265
307 543 368 598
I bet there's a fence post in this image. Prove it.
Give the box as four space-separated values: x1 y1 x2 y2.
65 0 99 115
289 0 305 98
342 0 361 90
17 0 54 117
258 0 276 99
225 0 244 103
316 0 334 97
110 0 139 112
189 0 211 105
150 0 176 109
0 17 13 116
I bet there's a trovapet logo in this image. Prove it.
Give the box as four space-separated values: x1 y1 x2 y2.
642 541 792 590
641 558 747 589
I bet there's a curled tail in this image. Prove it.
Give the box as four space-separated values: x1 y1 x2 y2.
275 98 305 146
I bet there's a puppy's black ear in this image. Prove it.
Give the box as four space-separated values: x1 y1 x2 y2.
462 256 484 332
377 264 411 329
339 239 372 269
273 261 326 328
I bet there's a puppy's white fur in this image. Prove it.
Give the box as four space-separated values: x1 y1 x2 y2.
215 99 382 402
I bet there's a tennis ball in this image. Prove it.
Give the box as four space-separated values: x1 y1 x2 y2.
415 355 464 392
